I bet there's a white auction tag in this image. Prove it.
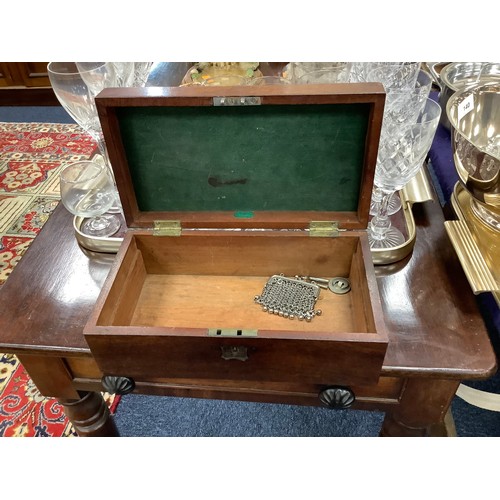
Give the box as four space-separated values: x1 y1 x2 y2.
458 93 474 122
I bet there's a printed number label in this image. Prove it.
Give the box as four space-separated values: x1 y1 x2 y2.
458 94 474 122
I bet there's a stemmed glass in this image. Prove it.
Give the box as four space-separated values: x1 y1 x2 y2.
75 62 117 96
110 62 134 86
48 62 122 214
132 62 154 86
108 62 153 87
370 69 433 216
48 62 100 133
60 160 121 237
365 62 421 90
349 62 421 89
350 63 421 220
48 62 115 162
368 97 441 249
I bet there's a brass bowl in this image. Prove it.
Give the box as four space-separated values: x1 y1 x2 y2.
446 82 500 231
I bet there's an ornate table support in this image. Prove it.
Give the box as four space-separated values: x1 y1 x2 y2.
380 378 460 437
59 392 119 437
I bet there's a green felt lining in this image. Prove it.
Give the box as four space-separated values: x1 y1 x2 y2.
117 103 370 213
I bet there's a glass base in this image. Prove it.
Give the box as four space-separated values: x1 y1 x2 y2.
81 214 121 238
370 192 402 216
368 226 406 249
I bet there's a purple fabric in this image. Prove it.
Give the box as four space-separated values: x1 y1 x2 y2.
428 124 459 201
427 92 499 340
427 91 459 201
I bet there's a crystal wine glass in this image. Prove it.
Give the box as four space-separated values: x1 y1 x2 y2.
368 97 441 249
75 62 117 97
48 62 117 174
108 62 154 87
350 62 421 90
355 63 421 218
48 62 122 214
60 160 121 237
370 69 433 216
132 62 154 86
350 63 420 217
47 62 103 136
110 62 135 86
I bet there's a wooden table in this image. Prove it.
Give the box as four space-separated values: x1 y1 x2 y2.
0 177 496 436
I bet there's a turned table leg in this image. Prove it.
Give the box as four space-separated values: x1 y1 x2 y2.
59 392 119 437
380 378 460 437
18 354 119 437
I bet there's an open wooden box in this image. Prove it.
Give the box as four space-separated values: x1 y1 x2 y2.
84 83 388 387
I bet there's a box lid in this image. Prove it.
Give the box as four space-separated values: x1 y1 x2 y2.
96 83 385 231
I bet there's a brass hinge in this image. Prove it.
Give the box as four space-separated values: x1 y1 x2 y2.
153 220 181 236
309 221 340 237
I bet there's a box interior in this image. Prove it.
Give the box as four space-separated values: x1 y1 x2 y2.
97 233 377 337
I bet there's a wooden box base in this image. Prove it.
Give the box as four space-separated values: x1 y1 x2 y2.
84 230 388 386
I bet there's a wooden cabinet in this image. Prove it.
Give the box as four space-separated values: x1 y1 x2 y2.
0 62 50 87
0 63 16 86
0 62 58 105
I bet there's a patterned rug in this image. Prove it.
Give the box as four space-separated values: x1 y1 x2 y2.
0 122 120 437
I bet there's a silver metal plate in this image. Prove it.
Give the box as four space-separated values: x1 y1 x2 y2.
208 328 258 337
213 96 261 106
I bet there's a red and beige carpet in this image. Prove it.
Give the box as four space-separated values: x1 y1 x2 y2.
0 121 120 437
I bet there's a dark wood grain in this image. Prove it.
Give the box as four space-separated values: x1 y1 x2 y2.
380 201 497 379
0 201 112 355
1 189 494 379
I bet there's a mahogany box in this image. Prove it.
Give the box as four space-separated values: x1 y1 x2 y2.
84 83 388 388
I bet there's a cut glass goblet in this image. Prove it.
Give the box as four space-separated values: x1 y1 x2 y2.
368 97 441 249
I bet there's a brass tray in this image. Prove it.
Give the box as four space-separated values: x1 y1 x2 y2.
444 182 500 307
73 214 125 254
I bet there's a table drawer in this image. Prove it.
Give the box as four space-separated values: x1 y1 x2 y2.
66 356 401 409
66 357 401 407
